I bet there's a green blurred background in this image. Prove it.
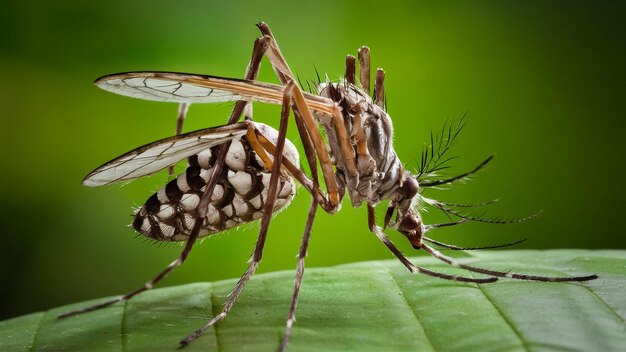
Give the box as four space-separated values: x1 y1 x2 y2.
1 1 625 320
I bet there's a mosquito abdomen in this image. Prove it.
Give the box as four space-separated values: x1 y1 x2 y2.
133 131 297 242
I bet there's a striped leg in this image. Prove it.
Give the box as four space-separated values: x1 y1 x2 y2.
60 34 272 320
247 99 348 213
279 86 323 350
421 243 598 282
366 205 497 284
189 81 330 350
242 103 325 351
244 94 324 352
180 81 296 347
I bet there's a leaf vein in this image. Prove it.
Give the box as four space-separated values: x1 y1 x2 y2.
569 279 624 324
464 252 623 323
121 300 128 352
385 267 437 352
28 312 46 352
473 278 530 352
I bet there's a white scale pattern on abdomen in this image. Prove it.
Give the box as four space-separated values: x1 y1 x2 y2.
133 134 297 242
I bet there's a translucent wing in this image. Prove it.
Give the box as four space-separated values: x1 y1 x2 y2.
83 122 249 187
95 71 335 115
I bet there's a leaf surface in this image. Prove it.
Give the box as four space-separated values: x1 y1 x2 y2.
1 250 624 352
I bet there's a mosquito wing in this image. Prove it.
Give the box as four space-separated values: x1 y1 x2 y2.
95 71 335 115
83 122 249 187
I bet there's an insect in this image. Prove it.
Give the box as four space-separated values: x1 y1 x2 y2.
60 22 598 351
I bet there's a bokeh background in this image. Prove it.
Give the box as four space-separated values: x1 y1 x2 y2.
1 1 625 320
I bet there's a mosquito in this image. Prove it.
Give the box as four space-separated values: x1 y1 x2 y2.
60 22 598 351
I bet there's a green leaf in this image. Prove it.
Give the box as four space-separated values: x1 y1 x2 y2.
1 250 624 351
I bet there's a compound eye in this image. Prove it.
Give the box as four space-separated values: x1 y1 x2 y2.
402 176 419 199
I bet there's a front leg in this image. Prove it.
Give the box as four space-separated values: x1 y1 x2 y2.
366 205 498 284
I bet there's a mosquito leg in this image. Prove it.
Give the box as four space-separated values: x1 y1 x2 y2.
292 106 346 206
247 116 346 214
168 102 190 176
257 22 341 209
247 125 333 210
358 46 371 94
289 88 342 208
196 36 270 217
236 34 269 123
59 220 203 318
244 101 253 121
181 260 257 346
345 55 356 85
366 205 497 284
252 83 322 204
421 243 598 282
279 101 322 351
383 203 395 229
420 155 494 187
279 192 319 352
175 103 190 135
373 68 385 109
256 25 337 203
180 81 295 347
245 88 326 351
168 35 270 345
256 22 294 84
292 109 320 186
60 37 271 319
305 60 361 188
248 107 332 350
243 35 270 83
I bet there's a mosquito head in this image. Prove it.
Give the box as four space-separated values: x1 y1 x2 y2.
397 209 424 249
391 172 425 249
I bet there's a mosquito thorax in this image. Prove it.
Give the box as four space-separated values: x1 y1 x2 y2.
132 122 299 241
315 82 404 207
